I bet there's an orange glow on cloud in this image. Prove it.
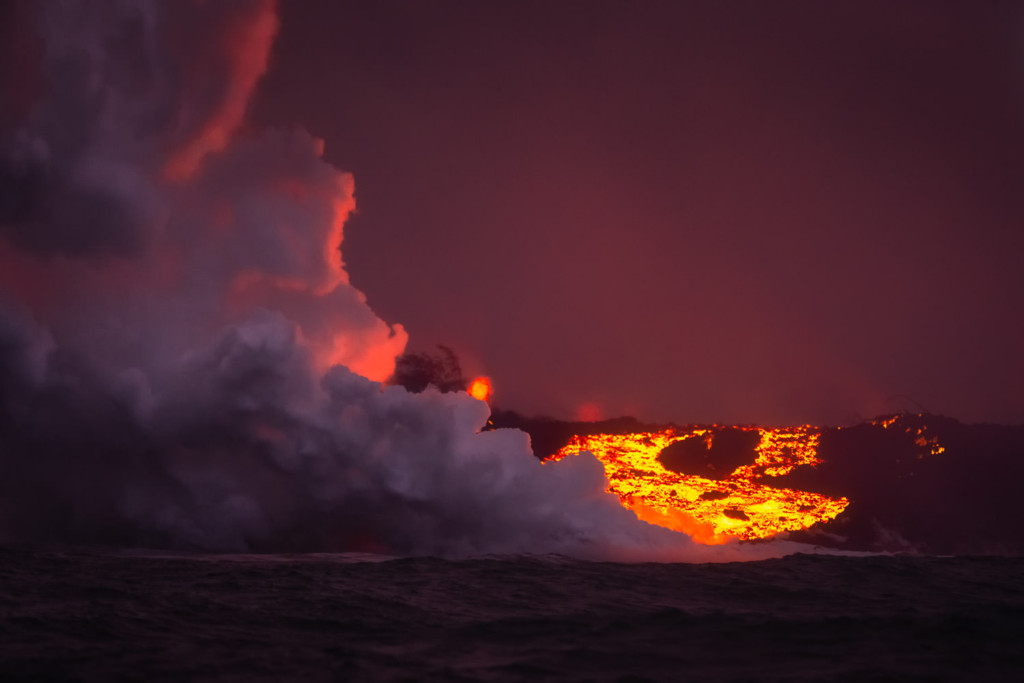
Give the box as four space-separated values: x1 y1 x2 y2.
317 324 406 382
163 0 279 181
320 175 356 291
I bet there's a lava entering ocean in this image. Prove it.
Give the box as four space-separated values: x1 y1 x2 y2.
548 426 849 544
503 409 1024 555
7 0 1020 562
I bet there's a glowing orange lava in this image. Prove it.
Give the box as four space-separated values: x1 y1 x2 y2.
871 413 946 457
549 426 849 544
468 376 493 402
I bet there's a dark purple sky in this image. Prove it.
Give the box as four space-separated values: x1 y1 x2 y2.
252 0 1024 426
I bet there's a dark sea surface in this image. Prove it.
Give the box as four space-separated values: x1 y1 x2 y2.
1 547 1022 682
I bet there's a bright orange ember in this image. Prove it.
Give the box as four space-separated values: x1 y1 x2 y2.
468 376 493 402
548 426 849 544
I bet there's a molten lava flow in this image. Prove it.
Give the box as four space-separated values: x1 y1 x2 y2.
549 426 848 544
468 376 492 402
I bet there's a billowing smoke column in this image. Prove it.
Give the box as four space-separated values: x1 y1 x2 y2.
0 1 795 561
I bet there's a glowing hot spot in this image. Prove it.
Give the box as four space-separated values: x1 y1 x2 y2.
468 376 493 402
575 402 603 422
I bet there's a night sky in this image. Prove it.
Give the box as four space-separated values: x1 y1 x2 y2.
254 1 1024 427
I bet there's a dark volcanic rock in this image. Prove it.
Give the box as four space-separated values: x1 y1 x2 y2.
657 428 760 479
489 410 663 461
779 415 1024 555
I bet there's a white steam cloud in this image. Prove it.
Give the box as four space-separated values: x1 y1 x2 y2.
0 0 805 561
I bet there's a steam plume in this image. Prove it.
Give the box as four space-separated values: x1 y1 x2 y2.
0 1 802 561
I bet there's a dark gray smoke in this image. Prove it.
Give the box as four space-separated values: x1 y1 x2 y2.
0 0 808 561
0 0 282 258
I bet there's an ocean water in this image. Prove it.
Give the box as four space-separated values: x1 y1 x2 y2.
1 547 1021 681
